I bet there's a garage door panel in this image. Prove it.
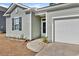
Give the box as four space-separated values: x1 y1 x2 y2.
55 18 79 44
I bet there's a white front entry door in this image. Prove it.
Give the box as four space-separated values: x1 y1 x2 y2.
41 18 46 37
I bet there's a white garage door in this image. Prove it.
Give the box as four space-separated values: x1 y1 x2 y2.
55 18 79 44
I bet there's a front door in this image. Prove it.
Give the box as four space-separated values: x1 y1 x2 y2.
41 18 46 37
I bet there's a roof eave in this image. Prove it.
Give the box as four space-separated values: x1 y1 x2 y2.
36 3 79 12
3 14 10 16
4 3 30 16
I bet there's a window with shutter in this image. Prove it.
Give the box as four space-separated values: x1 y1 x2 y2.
12 18 14 30
19 17 22 31
12 17 22 31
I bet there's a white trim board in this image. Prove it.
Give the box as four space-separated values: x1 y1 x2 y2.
46 12 47 37
30 11 32 40
41 18 46 37
52 14 79 19
52 19 55 43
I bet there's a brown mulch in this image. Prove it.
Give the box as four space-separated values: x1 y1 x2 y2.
0 33 36 56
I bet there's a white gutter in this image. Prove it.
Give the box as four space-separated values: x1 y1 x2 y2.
36 3 79 12
52 14 79 19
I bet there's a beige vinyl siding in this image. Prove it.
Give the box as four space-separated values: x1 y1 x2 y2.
6 7 30 39
31 13 41 39
47 7 79 42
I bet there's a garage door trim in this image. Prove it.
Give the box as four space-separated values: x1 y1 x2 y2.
52 15 79 43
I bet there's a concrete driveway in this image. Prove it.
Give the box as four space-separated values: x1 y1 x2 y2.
36 42 79 56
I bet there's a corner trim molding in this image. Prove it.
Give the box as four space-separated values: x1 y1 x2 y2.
30 11 32 40
46 12 48 37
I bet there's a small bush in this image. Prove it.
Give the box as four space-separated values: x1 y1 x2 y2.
20 34 24 39
42 37 48 43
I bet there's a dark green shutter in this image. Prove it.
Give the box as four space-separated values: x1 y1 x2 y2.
12 18 14 30
19 17 22 31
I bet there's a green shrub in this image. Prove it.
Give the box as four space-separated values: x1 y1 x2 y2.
42 37 48 43
20 34 25 40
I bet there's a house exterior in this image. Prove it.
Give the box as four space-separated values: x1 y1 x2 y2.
0 6 7 32
4 3 79 44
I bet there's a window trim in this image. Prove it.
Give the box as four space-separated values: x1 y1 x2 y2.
14 17 19 30
12 17 22 31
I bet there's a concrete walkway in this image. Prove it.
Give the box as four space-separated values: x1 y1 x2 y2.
36 42 79 56
27 38 47 52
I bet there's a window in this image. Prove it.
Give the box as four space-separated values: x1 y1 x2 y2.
12 17 22 31
42 19 46 21
15 8 18 14
14 18 19 30
43 22 46 33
